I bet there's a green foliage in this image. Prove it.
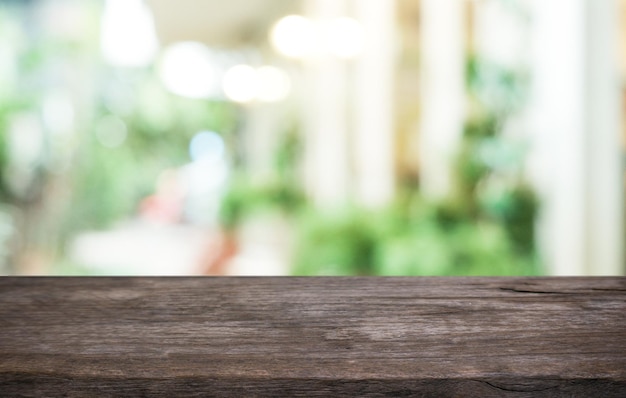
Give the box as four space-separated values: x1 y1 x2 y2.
291 197 540 276
293 208 380 275
466 56 529 118
482 184 538 254
290 56 540 276
63 137 147 232
227 83 541 275
0 5 239 253
47 63 238 240
219 128 306 231
219 178 306 231
273 128 301 182
0 1 540 276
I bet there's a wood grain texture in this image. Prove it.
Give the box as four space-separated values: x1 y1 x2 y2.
0 277 625 397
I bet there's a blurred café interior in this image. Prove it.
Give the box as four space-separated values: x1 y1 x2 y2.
0 0 624 276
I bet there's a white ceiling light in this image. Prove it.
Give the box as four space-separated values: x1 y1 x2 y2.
222 65 258 103
158 42 216 99
270 15 318 58
101 0 159 68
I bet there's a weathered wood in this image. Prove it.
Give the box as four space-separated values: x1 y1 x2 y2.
0 277 624 397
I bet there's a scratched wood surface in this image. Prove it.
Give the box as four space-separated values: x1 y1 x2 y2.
0 277 625 397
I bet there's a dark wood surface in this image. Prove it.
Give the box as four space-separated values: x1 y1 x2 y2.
0 277 625 397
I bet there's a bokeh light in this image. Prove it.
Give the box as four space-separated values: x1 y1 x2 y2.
100 0 159 68
158 42 216 99
1 0 623 277
222 64 258 103
270 15 318 58
189 131 225 163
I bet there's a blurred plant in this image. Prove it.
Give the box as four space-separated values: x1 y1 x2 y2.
293 207 379 275
219 127 305 231
462 55 538 256
0 4 67 271
63 69 238 234
0 2 239 272
291 194 539 276
289 55 540 276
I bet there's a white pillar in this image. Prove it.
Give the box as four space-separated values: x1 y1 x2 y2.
418 0 465 198
303 0 351 207
585 0 623 275
528 0 623 275
352 0 396 208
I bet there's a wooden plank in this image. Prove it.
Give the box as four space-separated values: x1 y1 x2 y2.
0 277 624 396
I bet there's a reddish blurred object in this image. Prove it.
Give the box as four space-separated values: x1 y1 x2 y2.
139 169 184 224
197 230 239 275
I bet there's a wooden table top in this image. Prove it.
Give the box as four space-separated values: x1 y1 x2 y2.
1 277 625 397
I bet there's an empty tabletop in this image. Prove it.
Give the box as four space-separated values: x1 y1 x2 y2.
1 277 625 396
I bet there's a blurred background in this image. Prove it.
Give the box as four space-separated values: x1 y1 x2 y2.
0 0 624 276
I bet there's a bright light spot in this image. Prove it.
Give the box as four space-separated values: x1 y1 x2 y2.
222 65 258 103
189 131 224 163
159 42 216 99
101 0 159 68
270 15 318 58
323 17 365 59
256 66 291 102
95 115 127 148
